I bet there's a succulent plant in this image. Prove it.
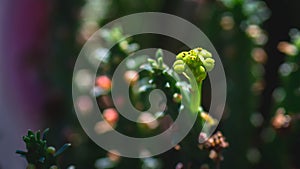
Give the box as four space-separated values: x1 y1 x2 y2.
16 129 71 169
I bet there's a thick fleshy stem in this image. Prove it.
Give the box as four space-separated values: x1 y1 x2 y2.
190 76 202 114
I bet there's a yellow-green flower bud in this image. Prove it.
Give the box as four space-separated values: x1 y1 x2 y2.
119 41 128 50
47 146 56 155
197 66 207 81
189 49 197 56
203 58 215 72
173 60 186 73
173 59 185 66
174 47 214 82
195 47 203 52
49 165 58 169
176 52 188 60
199 49 212 58
199 66 206 74
173 93 182 103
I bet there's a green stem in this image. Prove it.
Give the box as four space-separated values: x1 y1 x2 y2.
189 78 204 135
190 79 202 114
198 81 202 109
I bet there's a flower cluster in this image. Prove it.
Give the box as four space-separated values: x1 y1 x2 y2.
271 107 292 130
198 131 229 161
173 48 215 82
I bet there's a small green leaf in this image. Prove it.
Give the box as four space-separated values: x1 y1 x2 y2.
29 134 35 141
23 136 30 143
38 157 45 163
47 146 56 155
16 150 27 156
36 131 41 140
157 57 163 69
28 130 34 137
42 128 49 140
54 143 71 157
155 49 163 59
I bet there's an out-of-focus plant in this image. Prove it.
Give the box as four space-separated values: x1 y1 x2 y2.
198 131 229 169
16 129 71 169
274 29 300 129
193 0 270 168
267 29 300 169
77 0 165 46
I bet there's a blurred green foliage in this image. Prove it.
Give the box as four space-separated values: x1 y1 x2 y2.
27 0 300 169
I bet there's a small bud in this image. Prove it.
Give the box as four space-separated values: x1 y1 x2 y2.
174 64 185 74
119 41 128 50
173 59 184 66
203 58 215 72
49 165 58 169
272 107 291 129
190 55 196 61
176 52 188 60
190 49 197 56
173 60 186 74
111 28 122 41
47 146 56 155
196 47 203 52
199 66 206 73
209 150 218 160
173 93 182 103
199 49 212 58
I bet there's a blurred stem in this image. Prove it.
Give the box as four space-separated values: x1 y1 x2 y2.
216 160 220 169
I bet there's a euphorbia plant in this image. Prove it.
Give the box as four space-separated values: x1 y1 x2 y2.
16 129 71 169
135 48 227 168
16 26 227 169
173 48 215 116
173 48 228 168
